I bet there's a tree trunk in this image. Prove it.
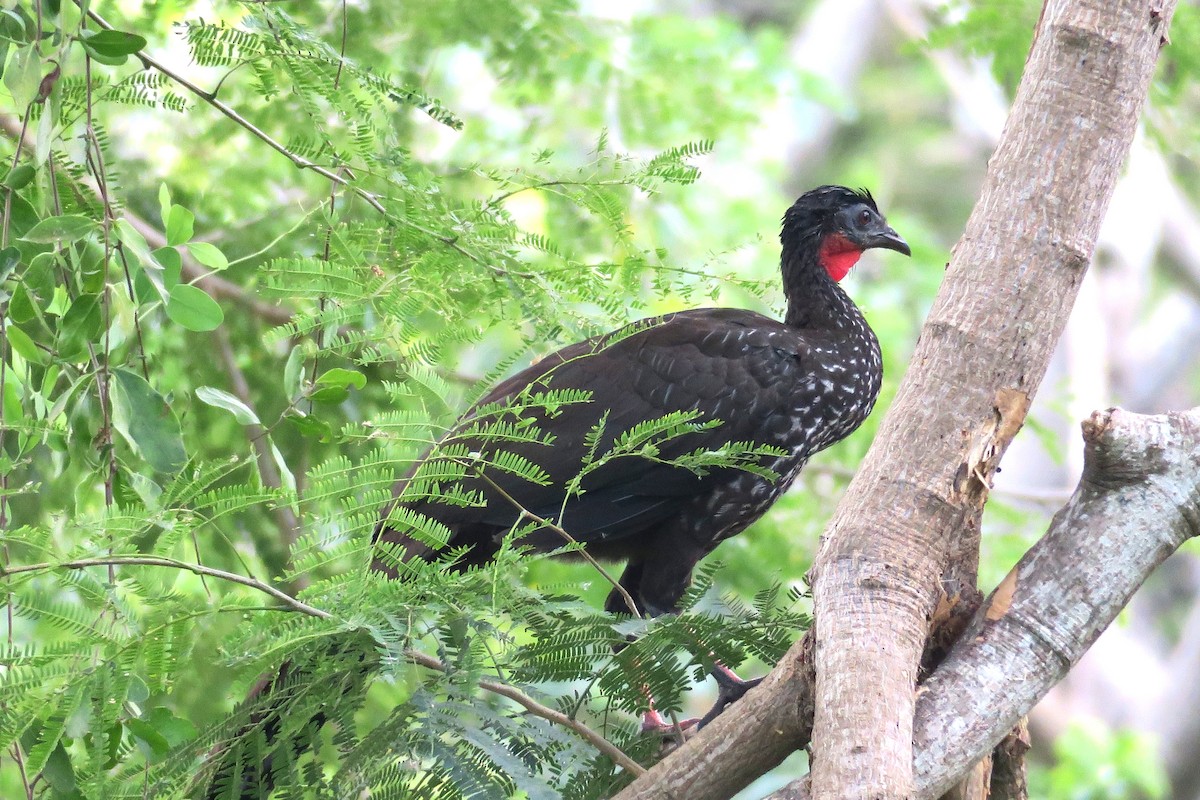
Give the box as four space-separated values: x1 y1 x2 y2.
808 1 1174 796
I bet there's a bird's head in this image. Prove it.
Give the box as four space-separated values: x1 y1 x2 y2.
781 185 910 282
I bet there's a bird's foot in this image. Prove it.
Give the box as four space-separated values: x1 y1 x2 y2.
695 667 763 729
641 710 700 756
640 709 699 737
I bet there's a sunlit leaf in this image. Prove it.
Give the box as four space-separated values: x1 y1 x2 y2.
195 385 260 425
185 241 228 271
81 29 147 58
165 205 194 246
309 367 366 405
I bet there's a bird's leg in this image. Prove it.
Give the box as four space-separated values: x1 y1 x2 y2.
638 686 699 735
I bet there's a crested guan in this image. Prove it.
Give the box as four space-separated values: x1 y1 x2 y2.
373 184 910 727
205 186 908 796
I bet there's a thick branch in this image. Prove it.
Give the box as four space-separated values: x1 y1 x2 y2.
911 407 1200 797
612 637 814 800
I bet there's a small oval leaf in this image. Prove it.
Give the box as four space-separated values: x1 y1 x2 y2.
185 241 228 271
57 293 102 360
3 163 35 190
166 284 223 331
7 324 43 364
80 29 147 58
309 368 367 405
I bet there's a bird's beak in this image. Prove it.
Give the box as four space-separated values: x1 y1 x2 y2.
865 226 911 257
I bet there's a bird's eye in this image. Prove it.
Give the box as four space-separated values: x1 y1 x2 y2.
856 209 872 227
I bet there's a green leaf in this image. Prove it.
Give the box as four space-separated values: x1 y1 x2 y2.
283 344 305 401
126 718 169 758
79 29 147 65
285 410 333 441
185 241 228 271
126 675 149 704
57 293 102 361
309 368 366 405
42 742 76 793
81 29 147 58
34 100 52 165
116 219 168 302
145 707 195 747
0 246 19 285
195 386 260 425
3 369 23 423
153 246 182 290
21 215 96 245
269 438 296 494
166 284 223 331
3 163 35 190
3 44 41 108
165 205 194 246
111 368 187 474
7 324 42 364
158 184 171 227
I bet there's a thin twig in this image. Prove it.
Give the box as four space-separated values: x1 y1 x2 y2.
403 647 646 776
82 46 120 588
0 113 296 328
472 469 642 617
85 9 388 214
0 556 331 619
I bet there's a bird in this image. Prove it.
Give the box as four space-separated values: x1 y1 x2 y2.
373 185 910 731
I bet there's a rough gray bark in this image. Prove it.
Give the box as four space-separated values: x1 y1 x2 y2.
808 2 1175 797
912 408 1200 798
610 2 1176 798
763 407 1199 800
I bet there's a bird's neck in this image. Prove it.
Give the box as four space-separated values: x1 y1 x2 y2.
781 244 868 334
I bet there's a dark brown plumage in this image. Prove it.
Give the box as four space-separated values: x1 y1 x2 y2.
374 186 909 622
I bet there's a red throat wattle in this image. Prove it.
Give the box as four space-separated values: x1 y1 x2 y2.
819 234 863 282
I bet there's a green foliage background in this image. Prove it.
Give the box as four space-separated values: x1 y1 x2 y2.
0 0 1196 797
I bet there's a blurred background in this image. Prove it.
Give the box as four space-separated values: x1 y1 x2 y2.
3 0 1200 797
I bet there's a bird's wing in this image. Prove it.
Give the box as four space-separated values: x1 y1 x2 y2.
397 308 816 551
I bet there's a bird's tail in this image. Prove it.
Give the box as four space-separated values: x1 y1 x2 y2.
198 632 377 799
